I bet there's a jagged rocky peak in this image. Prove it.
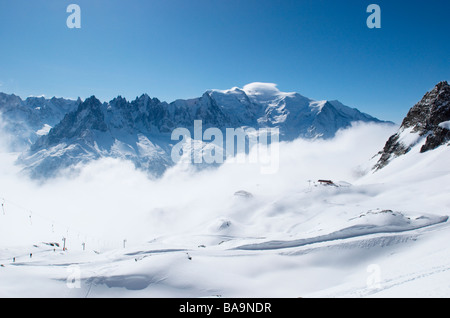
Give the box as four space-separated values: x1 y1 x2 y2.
132 93 159 109
73 96 105 125
0 92 22 107
374 81 450 170
33 96 106 150
110 95 128 107
401 81 450 132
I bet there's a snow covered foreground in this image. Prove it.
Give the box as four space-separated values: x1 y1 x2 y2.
0 123 450 298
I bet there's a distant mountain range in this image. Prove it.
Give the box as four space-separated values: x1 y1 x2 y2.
0 93 80 151
1 83 388 178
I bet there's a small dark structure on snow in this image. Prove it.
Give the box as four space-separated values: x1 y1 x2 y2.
318 180 337 186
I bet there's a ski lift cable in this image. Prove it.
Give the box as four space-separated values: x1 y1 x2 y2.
0 194 118 248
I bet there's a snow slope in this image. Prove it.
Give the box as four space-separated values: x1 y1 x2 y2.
0 122 449 298
439 120 450 130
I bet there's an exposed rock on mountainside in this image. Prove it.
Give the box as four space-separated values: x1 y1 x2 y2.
374 81 450 170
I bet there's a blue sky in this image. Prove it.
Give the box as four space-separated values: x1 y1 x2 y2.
0 0 448 123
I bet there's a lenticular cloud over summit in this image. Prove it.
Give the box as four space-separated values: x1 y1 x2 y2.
242 82 285 96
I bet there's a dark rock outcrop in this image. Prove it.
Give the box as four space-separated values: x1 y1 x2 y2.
374 81 450 170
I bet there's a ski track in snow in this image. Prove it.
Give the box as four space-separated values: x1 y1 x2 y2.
316 262 450 298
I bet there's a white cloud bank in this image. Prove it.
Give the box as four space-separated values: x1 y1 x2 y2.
0 122 396 251
3 121 450 298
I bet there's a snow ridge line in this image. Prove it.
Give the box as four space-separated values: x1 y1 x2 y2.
234 216 449 251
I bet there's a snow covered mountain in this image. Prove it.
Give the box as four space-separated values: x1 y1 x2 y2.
21 95 175 178
205 83 382 139
1 119 449 298
374 81 450 170
6 83 386 178
0 93 80 151
1 84 450 298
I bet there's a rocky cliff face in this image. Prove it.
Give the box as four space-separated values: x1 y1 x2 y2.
374 81 450 170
